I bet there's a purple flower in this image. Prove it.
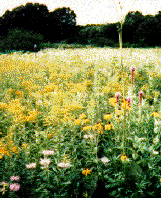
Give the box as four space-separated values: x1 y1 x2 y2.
9 183 20 191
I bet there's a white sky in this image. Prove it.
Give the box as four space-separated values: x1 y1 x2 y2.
0 0 161 25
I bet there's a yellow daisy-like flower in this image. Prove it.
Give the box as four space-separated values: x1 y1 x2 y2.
103 114 112 120
82 168 92 176
79 113 87 120
11 146 19 154
82 126 92 131
105 124 114 131
109 97 117 107
150 112 160 118
0 102 8 110
82 119 90 124
120 154 129 162
74 119 81 125
47 133 53 139
121 100 131 110
115 109 123 116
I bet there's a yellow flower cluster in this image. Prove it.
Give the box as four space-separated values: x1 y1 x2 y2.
92 123 104 134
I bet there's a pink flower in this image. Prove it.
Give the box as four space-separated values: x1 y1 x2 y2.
42 150 54 156
115 92 121 103
138 90 144 104
130 66 136 71
10 176 20 181
26 162 36 169
131 66 136 86
126 97 132 104
9 183 20 191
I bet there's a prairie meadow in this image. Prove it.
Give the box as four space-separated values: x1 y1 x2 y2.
0 47 161 197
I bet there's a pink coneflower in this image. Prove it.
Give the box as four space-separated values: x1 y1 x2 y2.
126 97 132 105
138 90 144 105
42 150 54 156
10 176 20 181
115 92 121 103
131 66 135 86
26 162 36 169
9 183 20 191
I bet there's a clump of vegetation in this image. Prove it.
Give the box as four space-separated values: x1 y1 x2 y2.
0 29 43 52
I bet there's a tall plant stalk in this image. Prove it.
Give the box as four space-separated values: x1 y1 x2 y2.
118 4 126 155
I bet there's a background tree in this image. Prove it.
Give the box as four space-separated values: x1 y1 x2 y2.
123 11 145 44
47 7 77 42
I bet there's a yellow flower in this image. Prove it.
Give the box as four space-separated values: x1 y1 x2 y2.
109 97 117 107
105 124 114 131
11 146 18 153
92 123 104 134
103 114 112 120
74 119 81 125
83 126 92 131
84 192 88 197
0 155 3 159
26 109 39 122
115 109 123 116
0 102 8 110
82 119 90 124
21 143 28 149
120 154 129 162
15 90 24 98
150 112 160 118
121 100 130 110
79 113 87 120
47 133 53 139
82 168 92 176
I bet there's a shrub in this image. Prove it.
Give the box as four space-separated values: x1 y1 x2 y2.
0 29 44 53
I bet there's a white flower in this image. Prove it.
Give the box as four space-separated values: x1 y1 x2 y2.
154 126 158 133
42 150 54 156
132 153 138 160
40 158 50 168
26 162 36 169
101 157 110 164
83 134 94 139
153 135 159 145
57 162 71 168
152 150 159 155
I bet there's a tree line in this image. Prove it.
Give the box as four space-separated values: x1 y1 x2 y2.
0 2 161 52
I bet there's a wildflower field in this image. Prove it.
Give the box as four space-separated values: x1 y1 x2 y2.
0 47 161 197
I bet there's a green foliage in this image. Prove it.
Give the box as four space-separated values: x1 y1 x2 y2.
0 29 44 52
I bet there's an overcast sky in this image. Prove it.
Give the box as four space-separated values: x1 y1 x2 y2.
1 0 161 25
